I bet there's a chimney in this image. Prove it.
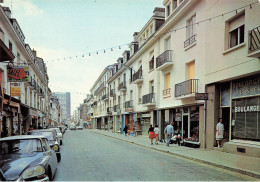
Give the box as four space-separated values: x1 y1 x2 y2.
129 32 139 57
153 7 165 17
32 49 37 58
133 32 139 42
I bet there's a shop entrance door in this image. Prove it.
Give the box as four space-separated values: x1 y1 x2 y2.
183 115 188 138
222 107 230 143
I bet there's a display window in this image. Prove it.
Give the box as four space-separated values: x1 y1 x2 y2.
231 96 260 142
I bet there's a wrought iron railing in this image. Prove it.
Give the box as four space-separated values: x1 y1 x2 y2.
118 82 126 91
163 88 171 96
175 79 199 98
184 34 197 48
249 26 260 53
94 82 105 95
142 93 156 105
156 50 173 68
133 69 142 82
124 100 133 108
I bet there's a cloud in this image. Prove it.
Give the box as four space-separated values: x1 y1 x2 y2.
3 0 43 16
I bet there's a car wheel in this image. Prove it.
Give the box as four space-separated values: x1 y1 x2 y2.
57 153 61 162
47 166 52 180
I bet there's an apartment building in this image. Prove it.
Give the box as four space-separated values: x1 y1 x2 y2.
53 92 71 124
86 0 260 157
0 5 49 137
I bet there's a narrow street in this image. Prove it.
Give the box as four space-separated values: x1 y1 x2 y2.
54 130 257 181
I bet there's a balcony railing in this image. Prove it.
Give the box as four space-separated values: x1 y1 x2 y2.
142 93 156 105
132 69 143 83
102 94 108 101
94 82 105 95
156 50 173 70
110 89 116 97
163 88 171 96
124 100 133 108
249 26 260 57
184 34 197 48
118 82 126 91
175 79 199 98
113 104 120 112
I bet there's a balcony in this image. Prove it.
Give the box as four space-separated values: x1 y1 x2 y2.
175 79 199 99
142 93 156 107
101 94 109 101
94 82 105 95
110 89 116 97
184 34 196 49
124 100 133 108
118 82 126 92
132 69 143 84
107 107 113 115
163 88 171 97
248 26 260 58
156 50 173 71
113 104 120 113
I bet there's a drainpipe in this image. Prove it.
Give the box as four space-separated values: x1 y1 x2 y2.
204 85 207 149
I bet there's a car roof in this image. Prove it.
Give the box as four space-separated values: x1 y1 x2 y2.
28 129 55 132
0 135 47 141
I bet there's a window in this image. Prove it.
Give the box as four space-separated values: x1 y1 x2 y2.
138 86 142 104
186 15 196 39
164 73 171 97
149 56 154 71
227 13 245 49
187 61 195 80
9 41 12 52
166 4 170 17
164 36 171 51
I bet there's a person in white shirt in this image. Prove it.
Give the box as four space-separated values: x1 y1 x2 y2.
154 125 160 145
216 118 224 147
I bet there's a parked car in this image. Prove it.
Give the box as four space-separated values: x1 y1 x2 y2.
28 129 61 162
76 126 83 130
0 135 57 181
70 125 76 130
47 127 63 145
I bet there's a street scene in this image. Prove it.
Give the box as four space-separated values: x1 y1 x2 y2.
0 0 260 181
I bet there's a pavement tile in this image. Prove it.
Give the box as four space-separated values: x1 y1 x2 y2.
90 129 260 179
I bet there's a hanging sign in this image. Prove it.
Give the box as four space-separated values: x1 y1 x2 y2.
7 66 30 82
195 93 208 100
11 82 21 96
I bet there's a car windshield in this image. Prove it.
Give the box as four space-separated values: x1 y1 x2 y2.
0 139 42 155
30 132 55 141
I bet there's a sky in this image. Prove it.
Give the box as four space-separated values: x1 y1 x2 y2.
2 0 163 114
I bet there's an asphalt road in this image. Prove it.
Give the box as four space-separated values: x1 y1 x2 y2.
53 129 257 181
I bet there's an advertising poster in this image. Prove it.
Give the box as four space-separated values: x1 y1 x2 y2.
7 66 30 82
11 82 21 96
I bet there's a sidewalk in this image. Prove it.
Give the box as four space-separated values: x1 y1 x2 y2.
90 129 260 179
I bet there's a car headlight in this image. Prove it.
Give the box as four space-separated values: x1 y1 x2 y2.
21 165 45 179
52 145 59 152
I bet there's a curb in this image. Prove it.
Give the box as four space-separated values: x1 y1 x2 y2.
91 130 260 179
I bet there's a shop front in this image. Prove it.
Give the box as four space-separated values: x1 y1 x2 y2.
30 108 38 128
222 74 260 157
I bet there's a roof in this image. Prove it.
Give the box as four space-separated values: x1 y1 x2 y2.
0 135 46 141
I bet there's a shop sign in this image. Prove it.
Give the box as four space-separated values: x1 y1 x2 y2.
125 108 134 112
232 74 260 98
195 93 208 100
11 82 21 96
235 105 260 113
7 66 30 82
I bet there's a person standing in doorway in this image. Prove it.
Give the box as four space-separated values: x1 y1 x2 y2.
123 125 128 136
164 122 174 147
148 125 154 145
154 125 160 145
216 118 224 147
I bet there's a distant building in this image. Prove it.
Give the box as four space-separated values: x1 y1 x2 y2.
53 92 71 124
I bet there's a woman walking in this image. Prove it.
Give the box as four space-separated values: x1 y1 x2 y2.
148 125 154 145
154 125 160 145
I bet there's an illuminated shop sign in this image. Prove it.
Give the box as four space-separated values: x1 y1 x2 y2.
235 105 260 113
232 74 260 98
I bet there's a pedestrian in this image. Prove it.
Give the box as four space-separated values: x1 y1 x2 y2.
216 118 224 147
148 124 154 145
123 125 128 136
164 122 174 146
154 125 160 145
29 125 34 131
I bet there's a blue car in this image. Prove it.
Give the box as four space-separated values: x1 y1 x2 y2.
0 135 57 181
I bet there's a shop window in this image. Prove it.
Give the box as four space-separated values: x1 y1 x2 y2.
190 106 199 142
232 96 260 142
221 83 230 107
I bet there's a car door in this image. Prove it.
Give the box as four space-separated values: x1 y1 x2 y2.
42 138 57 176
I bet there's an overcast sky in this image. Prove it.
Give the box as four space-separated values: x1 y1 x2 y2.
2 0 163 113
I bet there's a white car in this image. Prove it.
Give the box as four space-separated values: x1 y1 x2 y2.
48 127 63 145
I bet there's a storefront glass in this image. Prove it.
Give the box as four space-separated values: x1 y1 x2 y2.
190 106 199 142
231 96 260 142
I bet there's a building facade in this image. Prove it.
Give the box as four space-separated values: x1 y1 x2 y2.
53 92 71 124
85 0 260 157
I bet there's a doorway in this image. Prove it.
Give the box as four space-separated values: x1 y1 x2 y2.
183 115 188 138
222 107 230 143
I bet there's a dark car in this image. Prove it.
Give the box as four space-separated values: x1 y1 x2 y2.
28 129 61 162
0 135 57 181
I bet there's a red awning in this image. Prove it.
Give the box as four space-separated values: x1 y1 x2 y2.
0 39 14 62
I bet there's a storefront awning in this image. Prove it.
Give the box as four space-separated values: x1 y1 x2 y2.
0 39 14 62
